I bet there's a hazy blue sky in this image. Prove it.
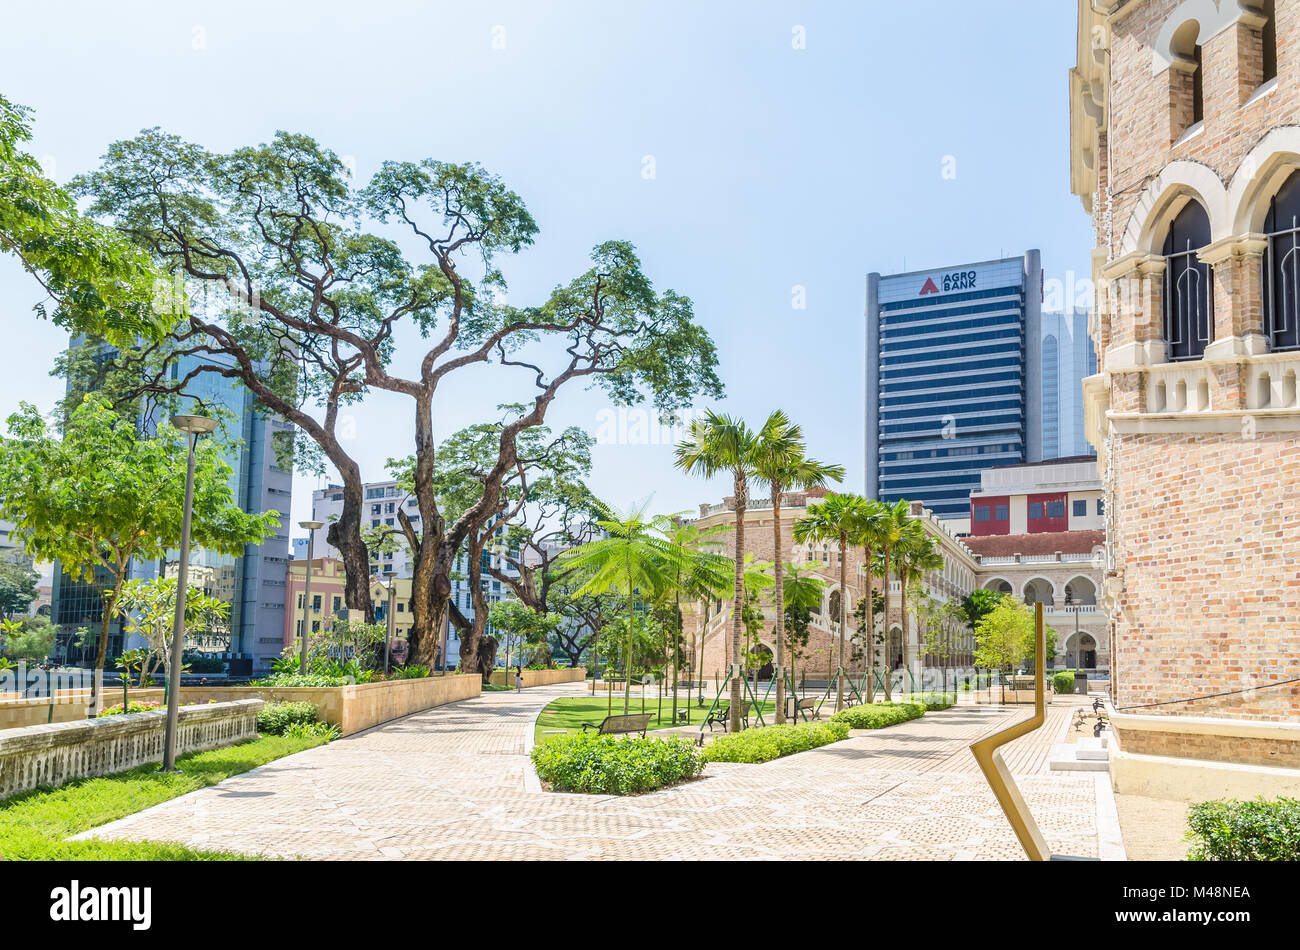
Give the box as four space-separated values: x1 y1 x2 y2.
0 0 1092 539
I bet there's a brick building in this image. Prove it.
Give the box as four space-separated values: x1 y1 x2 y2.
1071 0 1300 797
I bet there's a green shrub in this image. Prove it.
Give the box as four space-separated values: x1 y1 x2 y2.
530 733 704 795
1185 797 1300 861
282 721 341 742
1051 670 1077 694
899 692 955 711
182 652 226 673
97 700 162 717
249 673 349 688
702 720 850 764
390 664 430 679
256 701 319 736
830 702 925 730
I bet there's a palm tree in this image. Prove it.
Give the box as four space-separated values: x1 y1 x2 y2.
658 519 732 727
793 492 870 711
875 499 914 701
850 499 887 702
779 560 827 696
675 411 759 733
557 503 683 714
896 522 945 698
751 410 843 723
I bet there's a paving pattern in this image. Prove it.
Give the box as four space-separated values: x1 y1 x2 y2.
80 684 1105 860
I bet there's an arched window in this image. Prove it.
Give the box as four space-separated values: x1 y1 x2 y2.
1263 169 1300 351
1163 200 1213 360
1169 20 1204 137
1262 0 1277 85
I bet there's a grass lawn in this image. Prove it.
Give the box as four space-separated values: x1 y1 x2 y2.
534 693 778 743
0 733 327 860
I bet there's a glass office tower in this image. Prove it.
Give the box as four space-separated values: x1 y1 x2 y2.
865 252 1042 520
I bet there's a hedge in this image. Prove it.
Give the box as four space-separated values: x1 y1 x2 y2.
830 702 925 730
702 720 851 764
531 733 704 795
899 693 955 711
1186 797 1300 861
1051 670 1077 694
257 701 319 736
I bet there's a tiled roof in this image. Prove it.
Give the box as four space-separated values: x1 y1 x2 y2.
962 530 1104 558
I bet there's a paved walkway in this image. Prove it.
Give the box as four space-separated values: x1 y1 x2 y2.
82 684 1112 860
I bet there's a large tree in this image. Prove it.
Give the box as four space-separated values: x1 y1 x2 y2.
751 410 843 722
74 131 722 666
0 398 277 711
0 93 164 346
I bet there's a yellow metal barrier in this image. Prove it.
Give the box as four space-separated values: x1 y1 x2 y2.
968 602 1052 861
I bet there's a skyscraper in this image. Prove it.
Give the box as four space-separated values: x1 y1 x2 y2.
865 252 1043 519
1039 307 1097 460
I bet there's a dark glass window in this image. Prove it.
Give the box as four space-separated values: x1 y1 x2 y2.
1163 201 1213 360
1263 169 1300 351
1073 500 1087 517
996 505 1009 520
1047 501 1066 518
1029 503 1043 519
975 506 991 522
1097 498 1105 516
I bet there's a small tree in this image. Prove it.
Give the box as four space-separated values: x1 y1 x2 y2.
0 552 39 620
117 576 231 686
487 600 562 676
0 398 278 711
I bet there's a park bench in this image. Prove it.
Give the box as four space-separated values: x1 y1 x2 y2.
795 697 818 720
705 702 750 732
581 713 653 737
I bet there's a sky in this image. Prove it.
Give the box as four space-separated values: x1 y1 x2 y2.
0 0 1093 543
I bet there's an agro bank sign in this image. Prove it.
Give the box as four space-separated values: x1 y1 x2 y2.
877 259 1024 306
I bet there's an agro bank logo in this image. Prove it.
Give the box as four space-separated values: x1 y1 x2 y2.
919 270 977 296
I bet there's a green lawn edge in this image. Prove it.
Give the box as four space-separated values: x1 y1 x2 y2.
0 733 328 861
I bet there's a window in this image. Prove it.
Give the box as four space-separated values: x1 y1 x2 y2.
312 594 321 610
1264 169 1300 351
311 620 321 633
1169 20 1204 138
974 506 992 522
1047 501 1065 519
371 519 380 528
1029 503 1043 519
296 593 303 608
1262 0 1277 84
332 596 341 612
1097 498 1105 516
1163 200 1213 360
995 505 1009 520
1073 500 1087 517
386 502 395 514
397 602 404 612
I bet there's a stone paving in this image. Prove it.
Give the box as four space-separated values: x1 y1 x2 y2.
80 683 1110 860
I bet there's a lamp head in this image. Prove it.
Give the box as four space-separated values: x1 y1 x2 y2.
170 414 218 435
299 520 324 531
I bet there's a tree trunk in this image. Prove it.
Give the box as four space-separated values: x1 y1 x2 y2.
863 544 875 703
882 547 893 702
88 562 127 719
901 570 910 700
325 472 373 622
730 473 746 733
623 543 633 715
836 532 847 712
772 485 786 724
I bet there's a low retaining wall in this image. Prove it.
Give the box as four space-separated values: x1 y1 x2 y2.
488 667 586 688
176 673 481 736
1108 702 1300 801
0 699 262 800
0 688 166 730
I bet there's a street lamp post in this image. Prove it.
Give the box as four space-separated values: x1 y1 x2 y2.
383 569 396 676
161 413 218 773
299 521 324 673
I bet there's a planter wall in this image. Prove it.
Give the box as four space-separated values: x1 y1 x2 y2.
0 688 166 731
0 699 262 800
487 667 586 688
176 673 481 736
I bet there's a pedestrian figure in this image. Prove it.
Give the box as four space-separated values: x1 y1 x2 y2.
515 667 523 692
